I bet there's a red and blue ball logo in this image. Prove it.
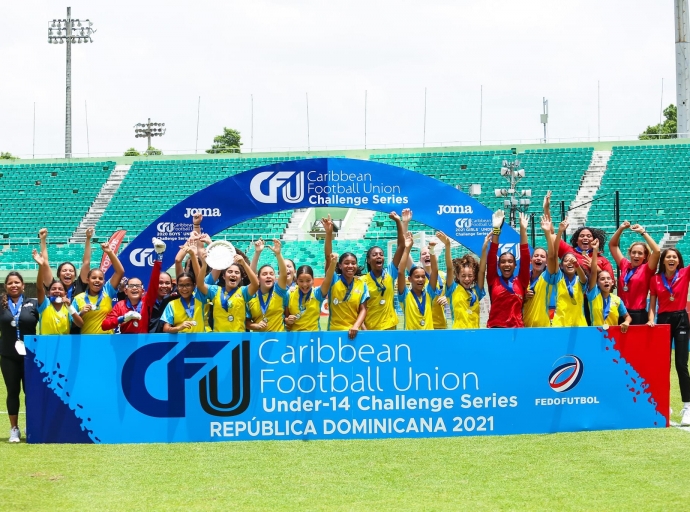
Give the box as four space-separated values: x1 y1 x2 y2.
548 355 584 393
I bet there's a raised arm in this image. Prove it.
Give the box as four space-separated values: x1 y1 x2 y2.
32 249 46 304
543 191 552 222
250 238 264 274
436 232 453 288
79 227 94 284
322 215 334 273
38 228 55 287
518 213 531 287
104 243 125 289
390 211 406 266
320 252 338 297
236 255 259 296
267 239 288 289
589 239 600 291
519 212 529 245
428 242 439 292
478 233 491 291
630 224 661 271
398 232 414 295
186 244 208 295
548 217 567 275
608 221 629 266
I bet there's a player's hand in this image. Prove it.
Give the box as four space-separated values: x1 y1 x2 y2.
492 210 505 230
525 288 534 301
38 228 48 241
321 215 334 234
348 325 359 340
436 231 451 247
620 321 630 333
31 249 45 266
435 295 448 307
285 315 297 326
85 227 95 239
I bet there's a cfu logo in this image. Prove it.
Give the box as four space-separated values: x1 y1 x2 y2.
184 208 221 218
121 340 251 418
437 205 474 215
156 222 175 233
250 171 304 204
548 355 584 393
455 218 472 229
130 248 156 267
498 243 521 262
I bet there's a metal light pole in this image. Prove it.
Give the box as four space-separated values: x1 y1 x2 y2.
494 158 532 228
134 119 166 152
48 7 96 158
540 98 549 143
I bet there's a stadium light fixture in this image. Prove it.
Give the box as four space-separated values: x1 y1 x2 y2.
133 118 167 150
48 7 96 159
498 156 532 227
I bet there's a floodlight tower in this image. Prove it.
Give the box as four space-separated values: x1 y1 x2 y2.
494 158 532 228
134 119 166 150
48 7 96 158
677 1 690 137
541 98 549 143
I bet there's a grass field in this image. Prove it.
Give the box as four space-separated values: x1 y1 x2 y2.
0 363 687 511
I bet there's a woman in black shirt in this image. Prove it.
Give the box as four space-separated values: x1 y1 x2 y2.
0 272 39 443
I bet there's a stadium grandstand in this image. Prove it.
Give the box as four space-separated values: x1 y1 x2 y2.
0 139 686 279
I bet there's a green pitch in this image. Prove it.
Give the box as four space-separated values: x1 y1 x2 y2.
0 367 686 511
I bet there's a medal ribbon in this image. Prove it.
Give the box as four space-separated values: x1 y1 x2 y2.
624 265 641 288
564 274 576 299
126 299 143 315
662 271 679 298
220 287 239 311
369 271 386 295
602 295 612 321
84 288 105 310
258 287 274 316
180 296 195 320
65 284 75 302
411 288 427 317
498 276 515 294
339 276 355 303
298 288 312 313
530 274 540 291
8 295 23 341
467 286 478 307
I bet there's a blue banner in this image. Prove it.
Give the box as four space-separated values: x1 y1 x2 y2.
115 158 521 283
24 326 669 444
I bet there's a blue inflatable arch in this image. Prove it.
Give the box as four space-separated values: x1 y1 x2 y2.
116 158 520 282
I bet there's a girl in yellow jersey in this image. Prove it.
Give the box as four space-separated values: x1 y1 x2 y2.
284 253 338 332
444 233 488 329
32 250 84 334
587 239 631 330
197 254 259 333
246 239 289 333
322 215 369 339
362 210 407 331
397 232 438 330
545 217 588 327
522 214 555 328
71 242 125 334
162 244 208 333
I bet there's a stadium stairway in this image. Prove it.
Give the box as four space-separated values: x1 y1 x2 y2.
566 151 611 233
70 164 131 243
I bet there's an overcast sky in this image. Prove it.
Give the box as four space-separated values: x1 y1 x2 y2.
0 0 676 158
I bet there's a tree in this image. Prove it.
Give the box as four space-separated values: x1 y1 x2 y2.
145 146 162 156
206 127 242 154
0 152 18 160
124 147 141 156
639 104 677 140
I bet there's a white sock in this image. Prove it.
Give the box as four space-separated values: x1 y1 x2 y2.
683 402 690 408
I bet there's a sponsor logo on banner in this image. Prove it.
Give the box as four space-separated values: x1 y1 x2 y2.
437 205 474 215
250 171 304 204
156 222 175 233
130 248 156 267
497 243 521 261
99 230 127 273
454 216 491 236
184 208 221 218
154 221 195 242
548 356 584 392
121 340 251 418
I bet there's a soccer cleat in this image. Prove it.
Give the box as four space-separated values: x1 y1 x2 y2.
9 427 20 443
681 407 690 426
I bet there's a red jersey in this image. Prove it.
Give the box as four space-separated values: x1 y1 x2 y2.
558 240 614 277
102 260 161 334
487 242 531 328
617 258 655 310
649 267 690 314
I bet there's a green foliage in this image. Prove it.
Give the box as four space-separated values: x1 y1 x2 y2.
206 127 242 154
145 146 162 156
0 152 18 160
640 104 678 140
123 147 141 157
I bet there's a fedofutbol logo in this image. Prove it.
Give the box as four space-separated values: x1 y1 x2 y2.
548 355 584 393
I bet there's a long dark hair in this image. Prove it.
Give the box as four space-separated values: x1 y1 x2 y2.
2 272 24 310
336 252 364 276
659 248 684 275
569 227 607 249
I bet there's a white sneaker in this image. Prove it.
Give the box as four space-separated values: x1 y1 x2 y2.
9 427 20 443
681 407 690 426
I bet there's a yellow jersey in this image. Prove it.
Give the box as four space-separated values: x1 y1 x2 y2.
285 286 326 332
207 284 255 333
161 289 208 333
445 282 485 329
327 274 370 331
424 270 447 329
72 282 118 334
361 262 399 330
247 286 287 332
398 285 435 330
37 298 72 335
545 269 587 327
587 287 628 327
523 272 551 328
